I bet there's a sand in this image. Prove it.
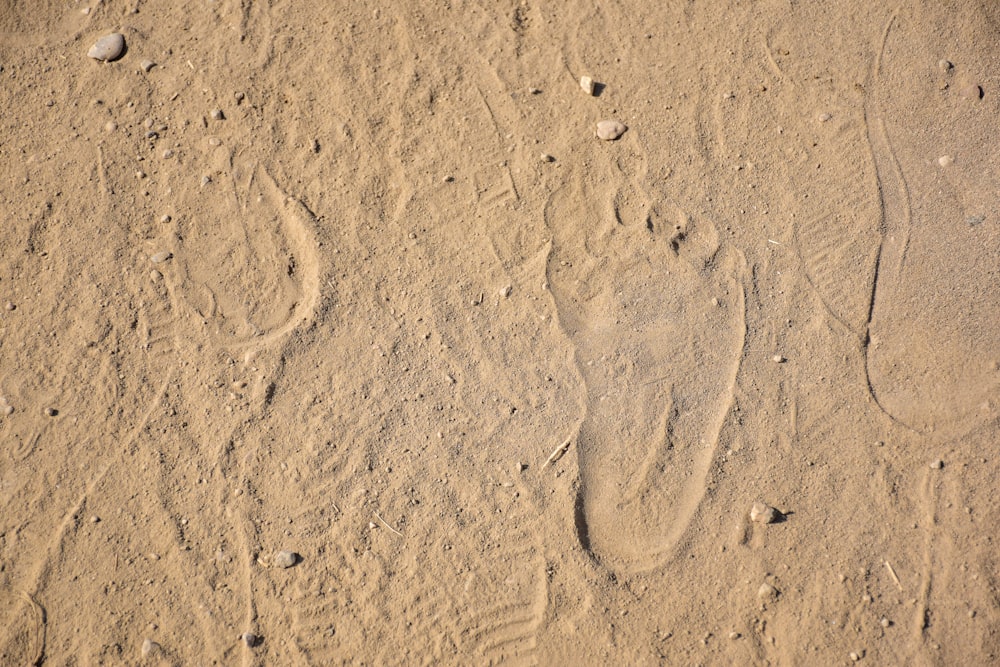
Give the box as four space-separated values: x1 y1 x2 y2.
0 1 998 664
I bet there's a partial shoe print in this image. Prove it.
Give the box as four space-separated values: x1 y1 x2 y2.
864 5 1000 436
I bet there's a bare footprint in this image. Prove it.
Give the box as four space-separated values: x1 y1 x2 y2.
865 6 1000 435
546 164 745 574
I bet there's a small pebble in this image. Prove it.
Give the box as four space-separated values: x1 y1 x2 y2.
817 112 832 122
500 285 512 298
580 75 595 95
880 617 891 628
596 119 627 141
162 149 174 159
273 550 298 568
938 155 954 167
201 175 212 187
104 120 117 133
4 302 14 311
210 109 225 121
242 632 259 648
758 583 778 600
938 59 953 72
140 59 156 72
540 153 555 162
528 87 541 94
141 638 159 657
235 91 245 103
88 33 125 62
442 175 454 183
850 651 860 662
1 405 13 416
44 407 57 417
750 502 779 524
728 632 741 640
150 251 173 264
160 214 171 223
369 521 378 530
930 459 944 470
90 515 100 523
958 84 983 100
772 354 786 363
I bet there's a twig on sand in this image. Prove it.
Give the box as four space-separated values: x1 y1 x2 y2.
542 439 572 468
884 560 903 591
374 511 404 538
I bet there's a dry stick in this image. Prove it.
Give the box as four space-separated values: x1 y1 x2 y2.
884 560 903 591
374 511 404 538
542 439 572 468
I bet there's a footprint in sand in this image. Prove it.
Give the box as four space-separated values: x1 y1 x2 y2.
160 157 322 358
864 6 1000 436
545 160 745 574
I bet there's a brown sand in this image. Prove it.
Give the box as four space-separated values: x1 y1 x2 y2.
1 1 998 664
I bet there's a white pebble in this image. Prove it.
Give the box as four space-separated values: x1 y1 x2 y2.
596 119 627 141
162 149 174 159
210 109 225 121
540 153 555 162
938 155 953 167
159 214 171 223
500 285 512 298
150 251 173 264
87 33 125 62
817 112 832 122
930 459 944 470
273 550 298 568
141 638 159 657
772 354 786 363
201 175 212 187
580 75 595 95
1 405 13 416
758 583 778 599
750 502 779 524
104 120 117 133
140 59 156 72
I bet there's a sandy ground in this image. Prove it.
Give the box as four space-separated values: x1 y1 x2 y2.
1 0 999 664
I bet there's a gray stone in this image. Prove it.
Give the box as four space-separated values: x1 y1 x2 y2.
596 119 626 141
274 550 298 568
88 33 125 62
750 502 779 524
